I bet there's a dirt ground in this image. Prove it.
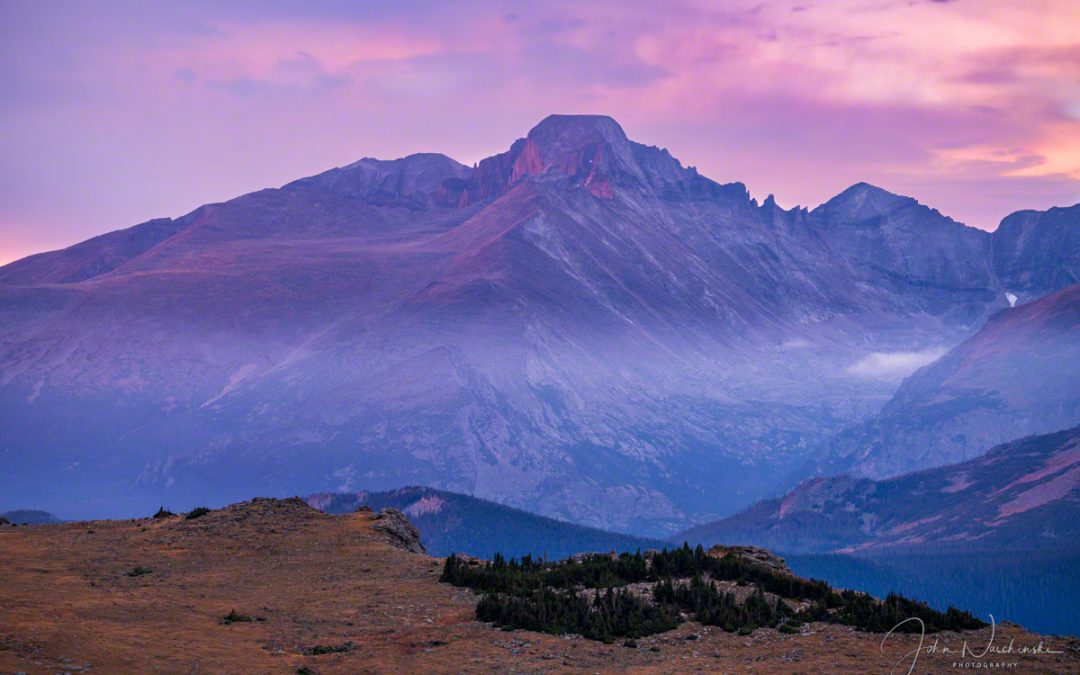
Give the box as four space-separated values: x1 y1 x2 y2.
2 498 1077 674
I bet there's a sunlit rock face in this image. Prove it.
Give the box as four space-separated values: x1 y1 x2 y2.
0 114 1076 534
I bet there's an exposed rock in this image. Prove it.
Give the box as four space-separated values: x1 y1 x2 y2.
707 545 792 576
371 508 426 554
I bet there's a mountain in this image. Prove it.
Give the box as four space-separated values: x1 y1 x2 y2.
992 204 1080 299
0 509 61 525
307 486 661 559
1 114 1077 533
679 426 1080 554
828 282 1080 478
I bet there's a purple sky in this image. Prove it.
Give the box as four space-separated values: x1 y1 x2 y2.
1 0 1078 264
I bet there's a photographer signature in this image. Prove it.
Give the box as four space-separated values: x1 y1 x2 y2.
881 614 1064 675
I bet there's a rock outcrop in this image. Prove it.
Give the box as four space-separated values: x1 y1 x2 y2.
706 544 793 576
371 508 426 554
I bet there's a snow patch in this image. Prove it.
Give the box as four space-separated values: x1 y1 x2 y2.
201 363 259 408
1006 291 1018 307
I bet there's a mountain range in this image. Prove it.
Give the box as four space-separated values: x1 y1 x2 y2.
1 114 1077 533
682 425 1080 554
306 486 660 559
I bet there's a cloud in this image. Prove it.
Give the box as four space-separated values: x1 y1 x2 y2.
846 347 948 379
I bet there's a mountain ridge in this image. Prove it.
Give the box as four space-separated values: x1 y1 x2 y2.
680 426 1080 555
1 114 1077 531
306 485 662 559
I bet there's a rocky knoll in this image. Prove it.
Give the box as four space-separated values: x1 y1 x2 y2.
371 507 426 554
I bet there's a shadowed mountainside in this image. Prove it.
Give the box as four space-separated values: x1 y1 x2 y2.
307 486 661 559
828 283 1080 479
681 426 1080 555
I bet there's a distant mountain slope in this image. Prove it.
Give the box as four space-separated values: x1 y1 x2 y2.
0 509 62 525
1 114 1077 531
785 548 1080 637
307 486 661 559
680 426 1080 554
992 204 1080 300
829 283 1080 478
0 217 190 285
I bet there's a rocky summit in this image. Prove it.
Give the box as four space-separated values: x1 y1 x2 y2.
1 114 1078 533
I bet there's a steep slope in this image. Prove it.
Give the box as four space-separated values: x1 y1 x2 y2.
0 114 1077 532
831 283 1080 478
680 426 1080 554
992 204 1080 301
810 183 996 326
307 486 661 559
0 217 190 285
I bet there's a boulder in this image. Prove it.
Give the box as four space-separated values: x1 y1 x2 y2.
371 508 425 554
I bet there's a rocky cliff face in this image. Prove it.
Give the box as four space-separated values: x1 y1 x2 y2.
992 204 1080 300
0 114 1076 532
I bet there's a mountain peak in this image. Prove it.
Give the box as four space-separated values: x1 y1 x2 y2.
525 114 629 153
816 181 916 221
462 114 638 201
835 181 907 203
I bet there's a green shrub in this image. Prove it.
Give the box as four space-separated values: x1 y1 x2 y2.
185 507 210 520
222 609 253 624
127 566 153 577
301 642 354 656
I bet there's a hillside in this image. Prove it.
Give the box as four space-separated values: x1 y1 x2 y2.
2 114 1078 532
0 509 61 525
681 426 1080 554
2 498 1077 673
307 486 661 559
830 283 1080 478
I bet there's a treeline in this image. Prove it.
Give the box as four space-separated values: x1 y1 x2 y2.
441 543 985 642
